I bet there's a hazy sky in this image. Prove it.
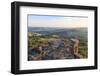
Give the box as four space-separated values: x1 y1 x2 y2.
28 15 88 28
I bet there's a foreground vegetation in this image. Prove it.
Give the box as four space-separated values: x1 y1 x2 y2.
28 31 88 61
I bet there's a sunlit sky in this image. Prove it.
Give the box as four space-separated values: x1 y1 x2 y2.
28 15 88 28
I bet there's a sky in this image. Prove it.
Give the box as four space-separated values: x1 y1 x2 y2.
28 15 88 28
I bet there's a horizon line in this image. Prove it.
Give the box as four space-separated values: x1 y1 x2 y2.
28 26 87 28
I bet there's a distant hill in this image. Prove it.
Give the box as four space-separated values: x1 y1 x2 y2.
28 27 87 41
